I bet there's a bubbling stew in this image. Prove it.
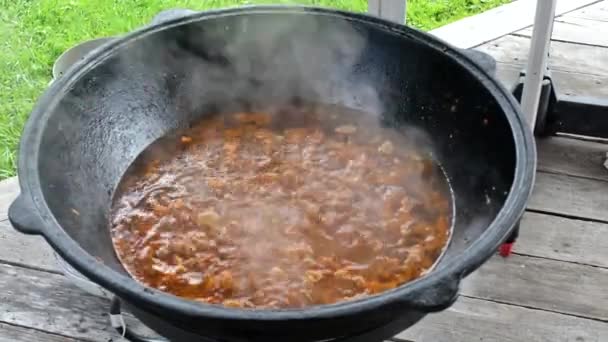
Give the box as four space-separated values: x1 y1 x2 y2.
110 105 453 309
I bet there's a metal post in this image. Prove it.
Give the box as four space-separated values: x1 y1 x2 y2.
368 0 407 25
520 0 557 129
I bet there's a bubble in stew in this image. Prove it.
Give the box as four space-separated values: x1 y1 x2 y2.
110 105 453 309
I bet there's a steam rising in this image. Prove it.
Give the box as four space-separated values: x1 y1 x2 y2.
105 12 455 304
48 10 457 285
165 12 385 124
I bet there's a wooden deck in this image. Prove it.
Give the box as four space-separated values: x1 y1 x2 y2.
1 1 607 341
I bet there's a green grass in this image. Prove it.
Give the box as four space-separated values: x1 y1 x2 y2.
0 0 509 179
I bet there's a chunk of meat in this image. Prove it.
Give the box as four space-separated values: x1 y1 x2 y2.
334 124 357 134
378 140 394 154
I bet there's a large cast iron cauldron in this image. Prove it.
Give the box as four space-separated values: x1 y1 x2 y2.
9 6 535 342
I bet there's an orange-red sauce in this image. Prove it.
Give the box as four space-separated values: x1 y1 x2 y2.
110 107 452 309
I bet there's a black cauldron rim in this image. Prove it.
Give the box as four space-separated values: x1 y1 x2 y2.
10 5 536 322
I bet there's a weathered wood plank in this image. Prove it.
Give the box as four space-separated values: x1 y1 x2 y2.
518 16 608 48
537 137 608 182
567 0 608 21
461 254 608 321
517 212 608 268
494 62 608 99
429 0 601 49
1 260 606 342
547 70 608 98
0 262 156 341
0 322 84 342
396 296 608 342
0 263 117 341
0 177 18 222
477 34 608 77
529 171 608 222
0 220 58 273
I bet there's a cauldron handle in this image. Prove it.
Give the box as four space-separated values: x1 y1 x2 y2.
8 195 46 235
400 272 461 312
149 8 197 26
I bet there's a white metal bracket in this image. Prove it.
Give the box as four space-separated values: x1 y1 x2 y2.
368 0 407 24
520 0 557 129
